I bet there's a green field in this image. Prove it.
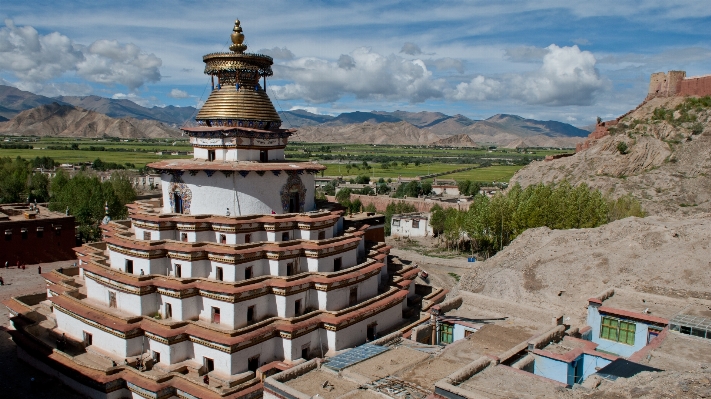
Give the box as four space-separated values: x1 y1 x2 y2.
0 136 571 183
437 165 524 182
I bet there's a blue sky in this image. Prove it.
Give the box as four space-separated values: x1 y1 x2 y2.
1 1 710 126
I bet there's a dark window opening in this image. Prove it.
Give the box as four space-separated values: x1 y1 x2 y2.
295 299 301 316
318 231 326 240
153 351 160 364
165 303 172 319
21 228 28 239
301 346 309 360
175 264 182 278
55 227 61 236
349 287 358 306
181 232 188 242
247 305 255 323
413 220 420 228
108 292 116 308
207 150 216 162
286 262 295 276
173 193 184 214
219 234 226 244
125 259 134 274
367 323 377 341
248 355 259 372
83 331 92 347
216 267 223 281
334 257 342 272
204 357 215 372
245 266 253 280
211 307 220 324
288 192 300 213
259 150 268 162
244 233 251 244
4 230 10 241
282 232 289 241
143 231 151 240
36 228 43 238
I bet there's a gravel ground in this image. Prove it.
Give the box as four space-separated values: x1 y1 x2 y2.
0 259 87 399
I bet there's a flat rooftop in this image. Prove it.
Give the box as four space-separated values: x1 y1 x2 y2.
459 364 565 397
0 204 68 222
643 331 711 372
599 288 711 320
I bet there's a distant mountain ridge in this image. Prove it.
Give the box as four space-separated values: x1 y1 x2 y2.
0 85 586 147
0 102 181 138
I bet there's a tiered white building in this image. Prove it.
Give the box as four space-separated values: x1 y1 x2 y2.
8 19 422 399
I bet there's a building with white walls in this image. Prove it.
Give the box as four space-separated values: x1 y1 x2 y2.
391 213 433 238
6 19 423 399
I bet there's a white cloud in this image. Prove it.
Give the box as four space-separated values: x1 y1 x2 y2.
504 46 550 63
167 88 189 98
258 47 295 60
400 42 422 56
428 58 464 73
448 44 607 106
271 47 446 104
289 106 320 114
0 19 161 90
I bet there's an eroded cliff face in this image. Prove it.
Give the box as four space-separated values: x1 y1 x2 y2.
510 96 711 217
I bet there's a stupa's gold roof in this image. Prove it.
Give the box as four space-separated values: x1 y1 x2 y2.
195 20 282 128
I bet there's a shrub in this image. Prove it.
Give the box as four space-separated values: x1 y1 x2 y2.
617 142 628 155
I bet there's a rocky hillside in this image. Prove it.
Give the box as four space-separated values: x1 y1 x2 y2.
431 134 478 147
0 103 181 138
57 95 196 126
294 121 441 145
510 96 711 216
459 214 711 326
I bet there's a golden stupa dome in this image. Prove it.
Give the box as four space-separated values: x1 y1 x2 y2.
196 19 281 130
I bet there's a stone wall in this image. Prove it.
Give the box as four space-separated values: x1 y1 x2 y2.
647 70 711 99
327 195 469 213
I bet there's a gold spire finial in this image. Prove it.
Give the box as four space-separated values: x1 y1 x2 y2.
229 19 247 53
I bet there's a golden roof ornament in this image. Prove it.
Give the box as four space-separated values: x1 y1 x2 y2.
229 20 247 53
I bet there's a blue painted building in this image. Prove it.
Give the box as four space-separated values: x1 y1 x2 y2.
587 297 667 358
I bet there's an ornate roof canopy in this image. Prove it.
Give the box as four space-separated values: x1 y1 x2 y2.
196 19 282 130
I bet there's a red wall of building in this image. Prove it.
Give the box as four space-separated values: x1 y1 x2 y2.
679 75 711 97
0 216 77 265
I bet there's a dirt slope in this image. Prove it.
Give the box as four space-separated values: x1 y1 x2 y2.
294 121 442 145
458 214 711 326
0 103 181 138
510 97 711 216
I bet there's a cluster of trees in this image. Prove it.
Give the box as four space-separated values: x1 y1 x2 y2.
393 180 432 198
0 156 137 242
49 171 135 241
92 158 137 171
457 180 482 196
429 181 645 256
0 143 33 149
334 188 363 214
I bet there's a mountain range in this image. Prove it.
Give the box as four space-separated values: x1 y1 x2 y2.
0 85 589 147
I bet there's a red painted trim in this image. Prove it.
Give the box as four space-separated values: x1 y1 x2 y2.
598 306 668 325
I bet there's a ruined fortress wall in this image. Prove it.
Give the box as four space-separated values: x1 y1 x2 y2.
679 74 711 97
647 70 711 99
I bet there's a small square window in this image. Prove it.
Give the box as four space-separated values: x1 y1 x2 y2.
174 264 182 278
181 233 188 242
334 257 342 272
143 231 151 240
244 233 251 244
247 305 255 323
245 266 253 280
413 220 420 228
21 228 28 239
318 231 326 240
219 234 226 244
282 232 289 241
392 219 400 227
216 267 223 281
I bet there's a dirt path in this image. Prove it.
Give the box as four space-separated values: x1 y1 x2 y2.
0 259 87 399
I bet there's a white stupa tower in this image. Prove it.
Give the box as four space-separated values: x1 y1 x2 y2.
7 19 423 399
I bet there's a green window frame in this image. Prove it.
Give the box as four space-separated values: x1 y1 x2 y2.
600 316 635 345
439 323 453 344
